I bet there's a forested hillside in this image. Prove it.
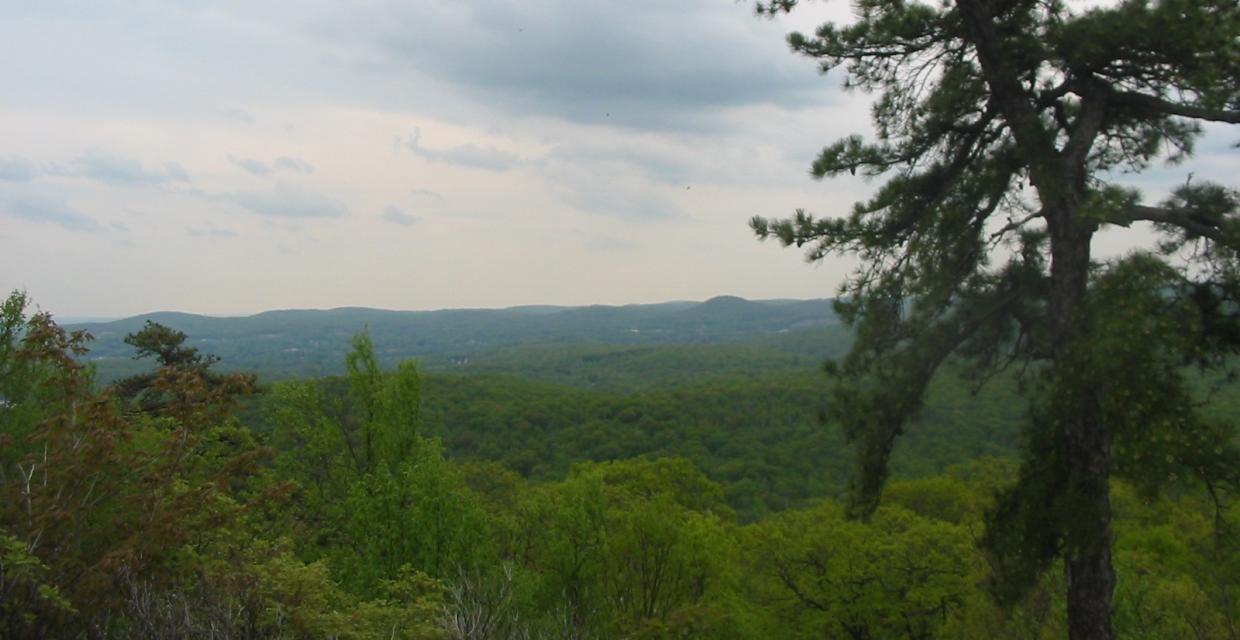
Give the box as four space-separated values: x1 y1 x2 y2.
3 294 1236 639
67 297 839 383
246 366 1026 522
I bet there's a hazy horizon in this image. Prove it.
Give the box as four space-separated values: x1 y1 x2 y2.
50 292 833 324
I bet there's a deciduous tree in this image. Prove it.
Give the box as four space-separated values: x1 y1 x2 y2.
0 292 269 637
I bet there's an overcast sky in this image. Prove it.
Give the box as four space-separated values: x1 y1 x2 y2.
1 1 1234 318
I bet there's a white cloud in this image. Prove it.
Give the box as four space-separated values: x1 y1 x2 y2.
226 183 346 219
0 193 98 231
60 150 191 187
274 156 314 173
230 155 272 175
0 156 36 181
403 128 524 172
381 205 420 227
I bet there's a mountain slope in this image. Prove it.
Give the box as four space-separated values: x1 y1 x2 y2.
69 297 839 383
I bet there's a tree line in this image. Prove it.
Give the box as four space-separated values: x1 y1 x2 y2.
2 294 1236 638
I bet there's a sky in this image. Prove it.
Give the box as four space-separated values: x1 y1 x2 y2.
1 1 1235 318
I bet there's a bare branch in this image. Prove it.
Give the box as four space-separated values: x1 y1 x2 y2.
1119 205 1233 246
1061 84 1109 174
956 0 1052 158
1110 91 1240 124
989 210 1043 245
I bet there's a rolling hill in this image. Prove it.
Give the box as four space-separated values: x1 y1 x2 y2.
67 296 841 384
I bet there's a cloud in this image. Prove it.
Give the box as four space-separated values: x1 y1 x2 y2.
411 187 443 200
0 151 194 187
230 155 272 175
274 156 315 173
547 143 698 187
226 184 346 218
541 142 688 220
231 155 315 176
322 0 829 130
382 205 420 227
404 128 522 172
63 150 191 187
0 156 36 181
0 194 98 231
555 176 682 221
164 162 190 182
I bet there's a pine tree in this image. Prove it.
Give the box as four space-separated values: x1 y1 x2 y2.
113 320 252 414
752 2 1240 637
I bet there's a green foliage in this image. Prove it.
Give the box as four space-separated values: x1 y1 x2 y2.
0 292 276 637
743 500 977 639
270 329 493 599
5 292 1238 636
334 440 491 592
0 533 74 638
343 329 423 474
245 348 1240 527
1110 483 1240 639
754 1 1240 634
250 554 446 640
508 458 744 638
1088 256 1240 495
111 319 255 414
439 323 853 393
69 298 840 384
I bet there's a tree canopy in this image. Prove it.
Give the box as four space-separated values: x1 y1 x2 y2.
5 290 1239 637
752 1 1240 637
112 319 253 414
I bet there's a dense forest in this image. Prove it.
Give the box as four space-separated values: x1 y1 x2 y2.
63 297 841 384
2 291 1237 638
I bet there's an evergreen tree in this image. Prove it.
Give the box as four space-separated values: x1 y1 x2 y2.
113 320 252 414
752 1 1240 637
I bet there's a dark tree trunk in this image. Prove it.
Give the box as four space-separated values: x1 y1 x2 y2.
1048 206 1115 640
1063 405 1115 640
939 4 1120 635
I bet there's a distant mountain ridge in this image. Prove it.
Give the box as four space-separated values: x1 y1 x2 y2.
67 296 839 382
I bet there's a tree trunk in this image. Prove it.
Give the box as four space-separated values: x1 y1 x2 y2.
1063 407 1114 640
930 4 1118 634
1048 207 1115 640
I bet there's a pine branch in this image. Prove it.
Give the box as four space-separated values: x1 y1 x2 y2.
1119 205 1233 245
1109 91 1240 124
